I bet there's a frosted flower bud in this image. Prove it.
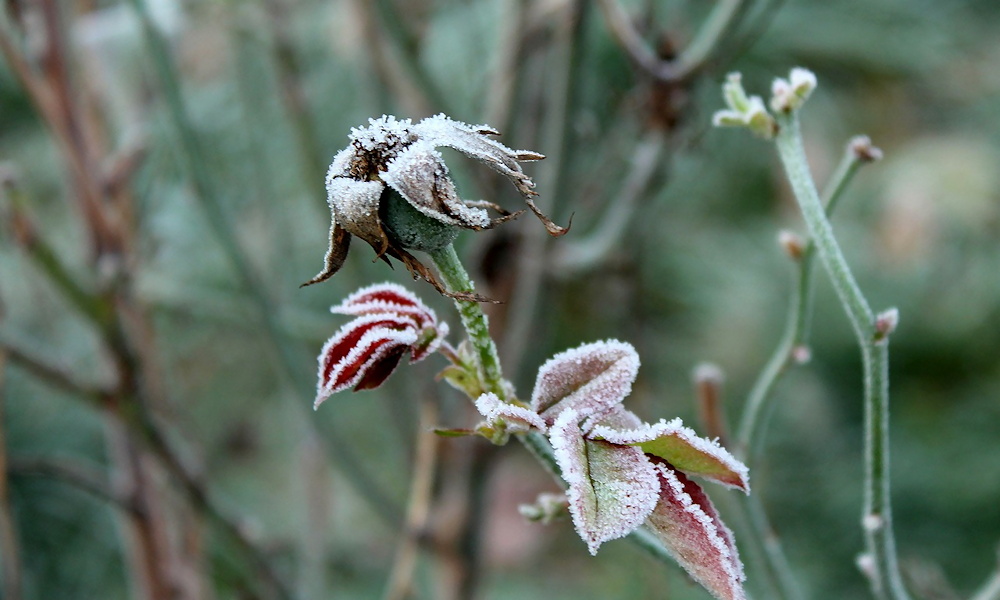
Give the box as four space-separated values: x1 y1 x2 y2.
314 283 448 408
770 67 817 113
873 307 900 343
850 135 884 163
303 114 566 297
712 73 776 139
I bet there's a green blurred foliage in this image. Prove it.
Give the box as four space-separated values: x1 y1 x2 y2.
1 0 999 598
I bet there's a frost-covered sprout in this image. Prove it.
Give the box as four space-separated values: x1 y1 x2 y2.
474 340 750 600
315 283 448 408
873 307 900 343
770 67 817 113
303 114 566 296
475 392 546 443
712 73 777 139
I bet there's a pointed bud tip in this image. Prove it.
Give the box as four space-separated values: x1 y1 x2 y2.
778 230 806 260
791 345 812 365
850 135 884 163
693 362 725 386
874 308 900 342
770 67 817 113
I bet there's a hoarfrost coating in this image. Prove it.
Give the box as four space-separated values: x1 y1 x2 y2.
303 115 566 297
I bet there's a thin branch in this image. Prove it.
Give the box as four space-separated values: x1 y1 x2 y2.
597 0 749 83
774 112 909 600
731 493 802 600
0 350 25 600
1 340 110 402
261 0 327 208
7 455 137 515
483 0 529 129
124 0 403 529
736 136 878 461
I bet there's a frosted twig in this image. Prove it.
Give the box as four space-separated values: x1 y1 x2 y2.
736 136 877 461
774 112 910 600
429 244 507 400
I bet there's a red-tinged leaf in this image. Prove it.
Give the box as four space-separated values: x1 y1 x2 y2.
317 313 416 381
475 392 546 433
315 314 419 407
337 282 422 310
332 283 448 357
645 462 746 600
591 418 749 492
530 340 640 426
332 282 438 329
353 347 406 390
550 409 659 555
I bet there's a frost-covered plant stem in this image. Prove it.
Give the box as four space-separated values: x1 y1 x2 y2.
737 138 871 461
428 244 507 401
427 244 564 476
774 112 910 600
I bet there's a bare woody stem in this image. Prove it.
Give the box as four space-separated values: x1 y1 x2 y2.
773 112 910 600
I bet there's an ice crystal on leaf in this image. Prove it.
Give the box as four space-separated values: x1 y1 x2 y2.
550 409 661 555
315 283 448 408
524 340 748 600
646 462 746 600
590 417 749 492
303 114 566 297
530 339 639 428
475 392 547 434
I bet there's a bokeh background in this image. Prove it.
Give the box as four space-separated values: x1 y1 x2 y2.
1 0 999 598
